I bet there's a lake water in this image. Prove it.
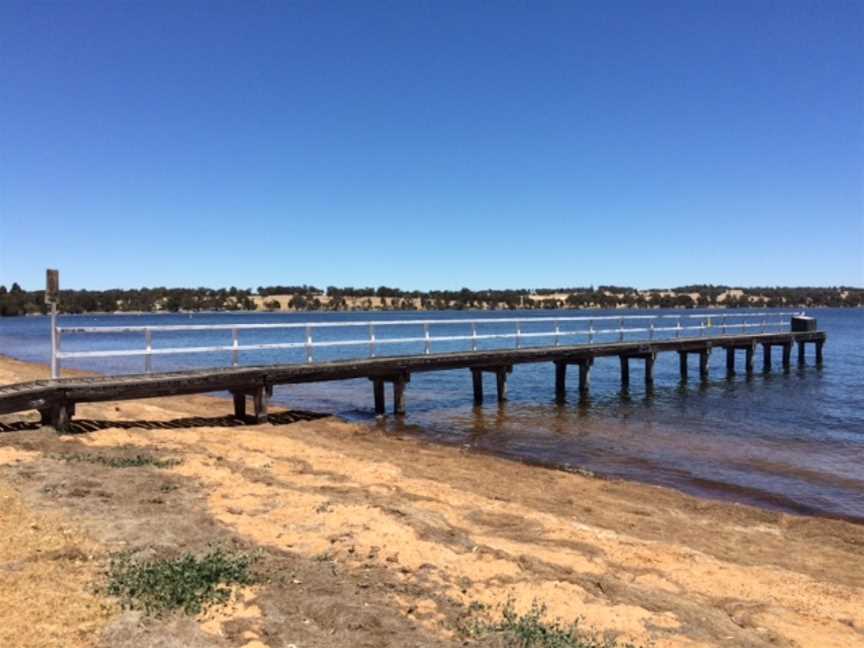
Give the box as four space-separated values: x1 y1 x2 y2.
1 308 862 522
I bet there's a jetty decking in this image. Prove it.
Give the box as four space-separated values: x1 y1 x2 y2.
0 327 826 432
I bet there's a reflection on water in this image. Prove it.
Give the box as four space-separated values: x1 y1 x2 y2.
1 308 862 522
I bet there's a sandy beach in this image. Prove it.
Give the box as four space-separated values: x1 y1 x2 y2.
1 353 862 648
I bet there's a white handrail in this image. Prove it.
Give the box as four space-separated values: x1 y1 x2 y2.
50 311 803 377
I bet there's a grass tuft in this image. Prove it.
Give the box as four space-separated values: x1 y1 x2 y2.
53 453 181 469
103 546 260 616
460 599 642 648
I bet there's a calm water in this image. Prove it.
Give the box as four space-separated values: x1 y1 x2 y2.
1 308 862 522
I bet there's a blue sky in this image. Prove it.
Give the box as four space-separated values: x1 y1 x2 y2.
1 1 862 291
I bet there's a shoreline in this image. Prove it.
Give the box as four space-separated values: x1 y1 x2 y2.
1 354 864 646
4 349 861 528
5 304 863 318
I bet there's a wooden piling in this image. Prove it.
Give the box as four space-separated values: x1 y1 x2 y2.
232 392 246 419
372 378 385 415
726 348 735 375
798 340 806 365
393 376 407 415
555 361 567 403
816 340 824 364
40 403 74 433
745 344 755 374
645 353 655 386
782 342 792 370
619 356 630 388
495 368 508 403
471 368 484 405
578 360 591 394
763 344 772 372
678 352 688 380
252 385 269 423
699 350 710 380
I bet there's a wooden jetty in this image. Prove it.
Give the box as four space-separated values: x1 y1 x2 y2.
0 328 826 432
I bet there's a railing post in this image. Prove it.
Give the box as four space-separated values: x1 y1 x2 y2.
588 320 594 344
423 323 431 355
619 318 624 342
305 325 313 363
231 328 239 367
50 305 59 379
721 315 726 335
144 328 152 373
369 323 376 358
554 320 560 347
515 321 521 348
471 322 478 352
649 321 654 340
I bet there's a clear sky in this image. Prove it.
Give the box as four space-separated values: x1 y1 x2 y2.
1 1 862 291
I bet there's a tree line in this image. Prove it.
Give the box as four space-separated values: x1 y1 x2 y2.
1 282 861 316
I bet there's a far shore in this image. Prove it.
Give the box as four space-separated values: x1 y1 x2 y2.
1 353 863 648
7 303 860 318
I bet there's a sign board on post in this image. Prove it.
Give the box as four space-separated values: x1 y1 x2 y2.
46 269 59 304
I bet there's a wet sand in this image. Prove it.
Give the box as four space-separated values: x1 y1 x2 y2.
1 354 862 648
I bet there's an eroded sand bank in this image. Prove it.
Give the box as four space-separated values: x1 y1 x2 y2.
0 354 862 648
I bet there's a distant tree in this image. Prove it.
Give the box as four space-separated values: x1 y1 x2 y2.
10 282 23 294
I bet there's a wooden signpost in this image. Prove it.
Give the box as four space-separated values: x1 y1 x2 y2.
46 269 59 378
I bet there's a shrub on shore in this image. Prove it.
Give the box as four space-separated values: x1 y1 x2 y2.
103 546 261 616
460 599 642 648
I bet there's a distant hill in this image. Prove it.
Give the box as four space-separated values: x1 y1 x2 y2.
1 282 861 316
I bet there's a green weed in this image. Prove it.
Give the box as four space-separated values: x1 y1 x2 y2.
460 599 642 648
53 453 181 469
103 546 260 616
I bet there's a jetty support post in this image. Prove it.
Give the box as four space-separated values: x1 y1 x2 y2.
471 368 484 405
392 373 410 415
745 343 755 374
782 342 792 370
763 343 772 372
370 373 410 416
677 352 689 381
578 359 592 394
619 356 630 388
699 349 711 381
252 385 270 423
472 366 511 405
797 340 806 365
645 352 655 387
816 339 824 365
372 378 386 415
232 391 246 419
726 347 735 375
494 366 511 403
40 402 75 433
554 361 567 403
